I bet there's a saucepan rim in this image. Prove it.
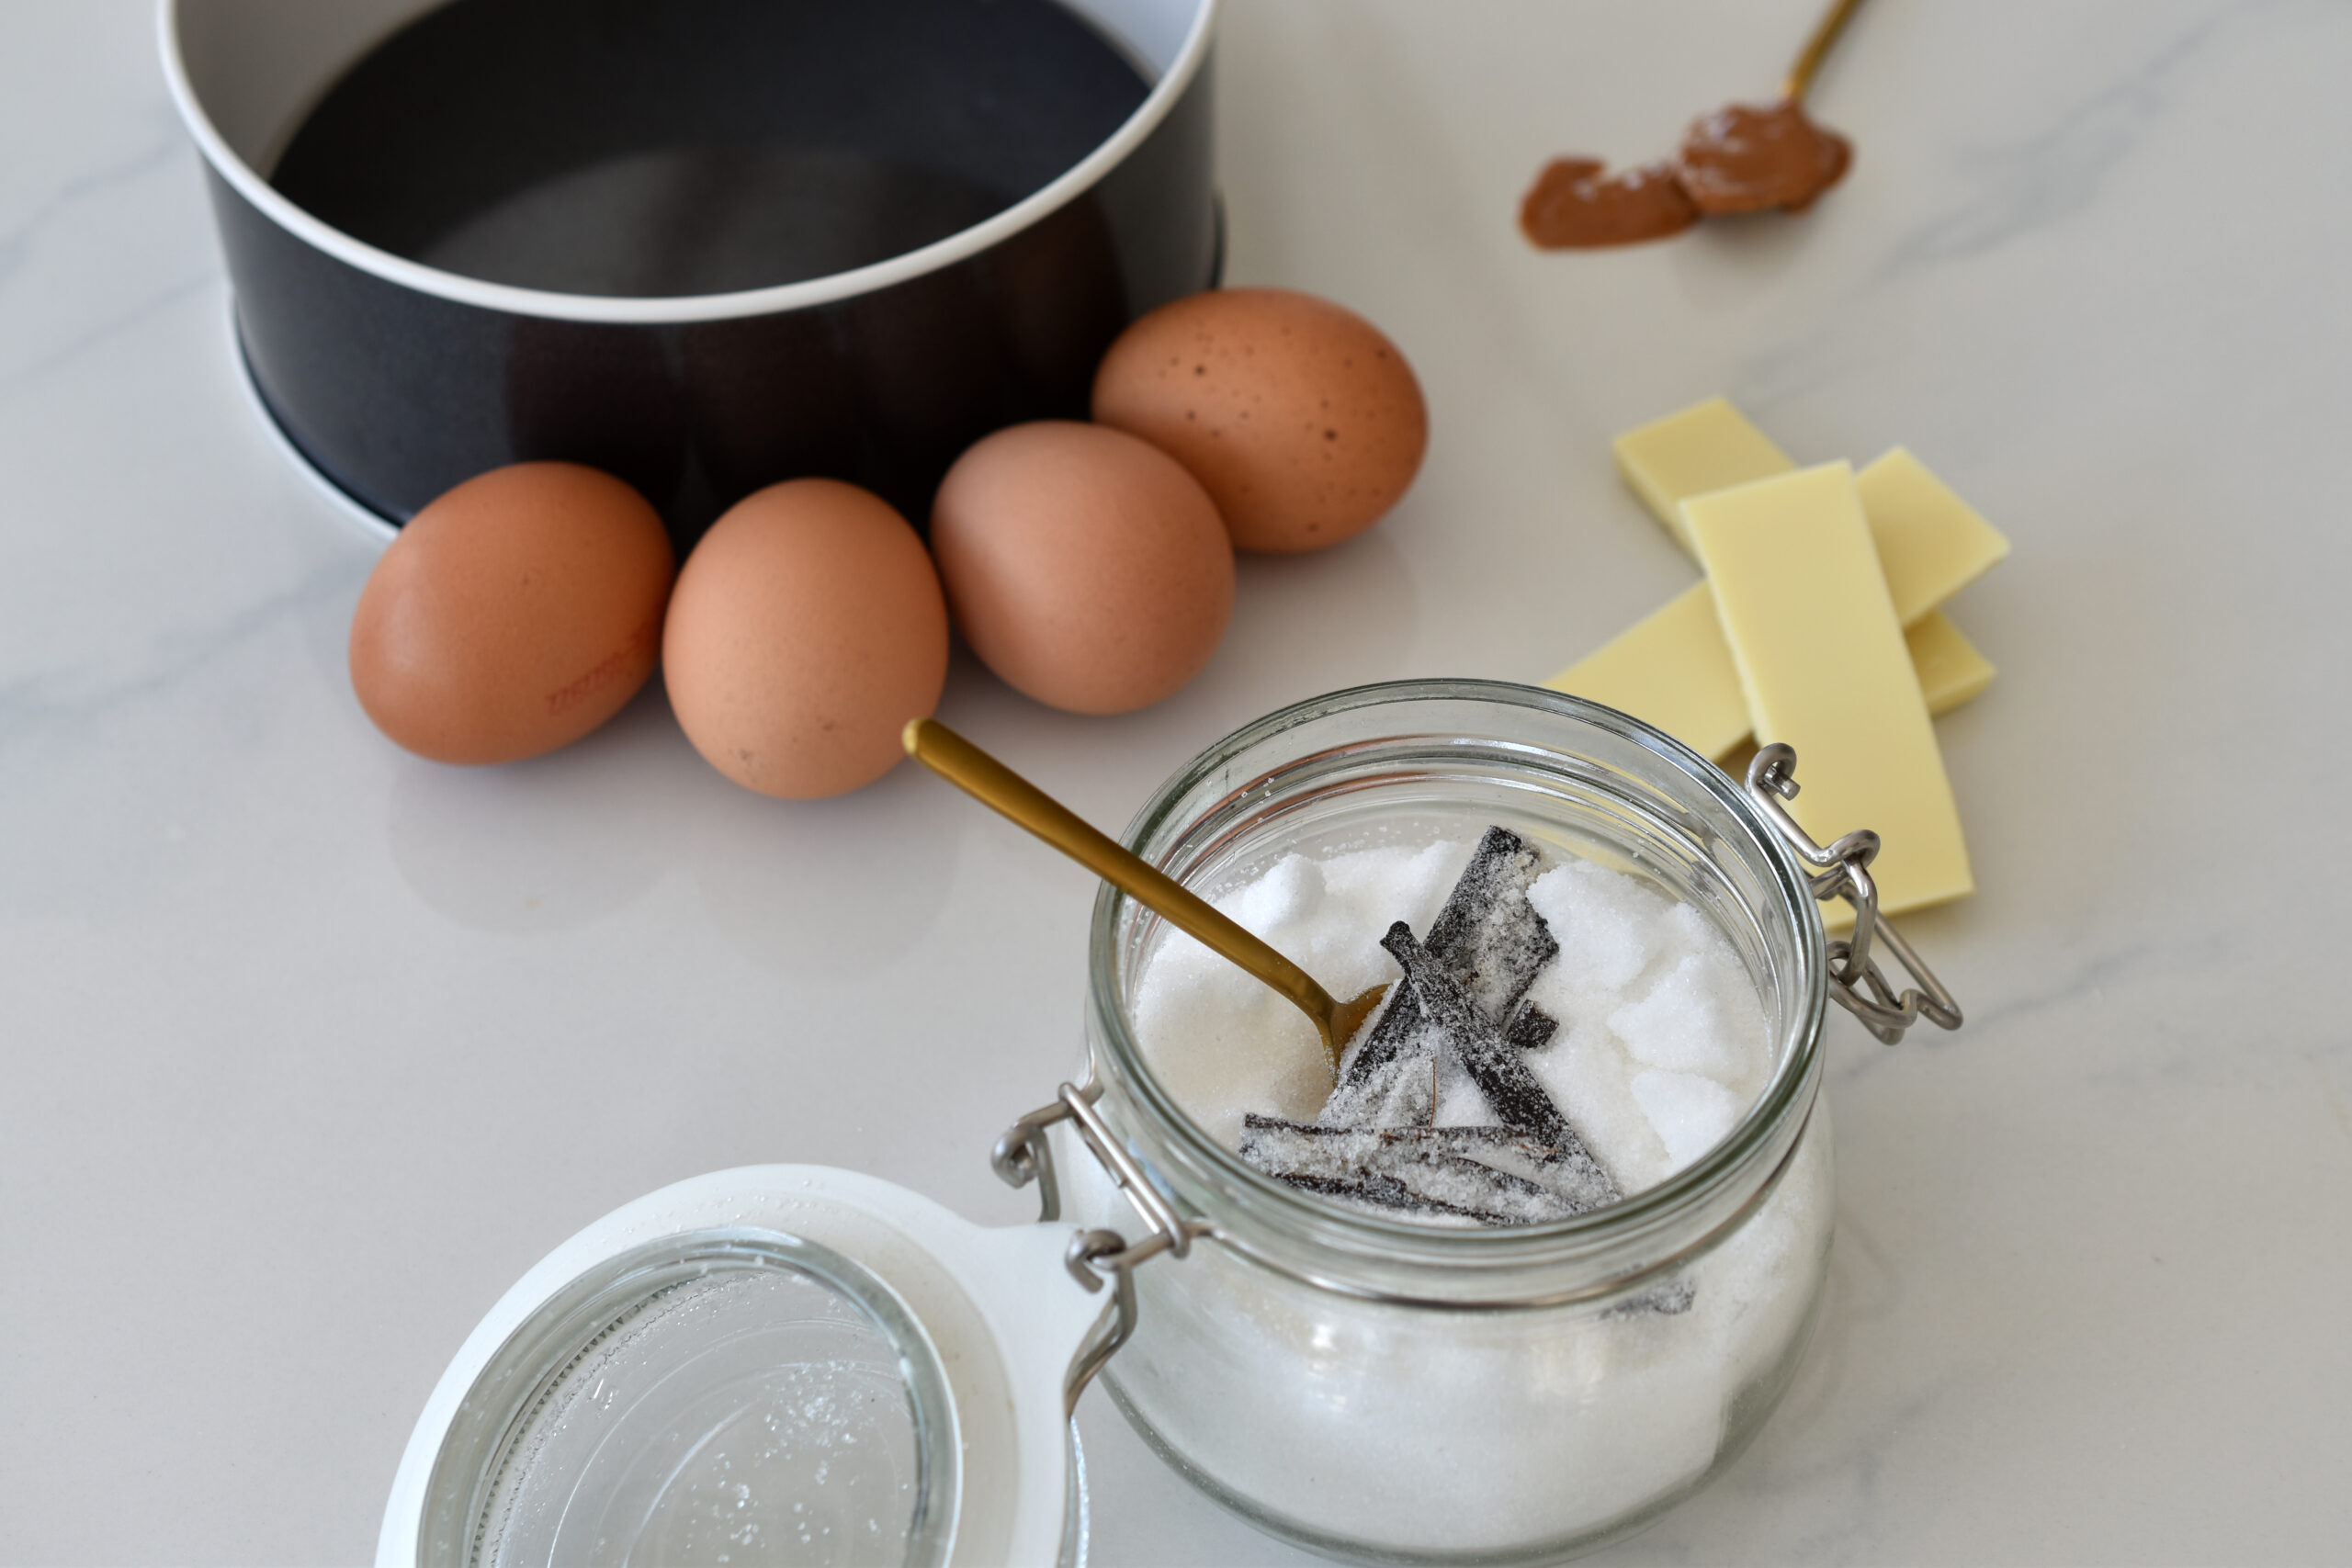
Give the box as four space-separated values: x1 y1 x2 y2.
156 0 1220 326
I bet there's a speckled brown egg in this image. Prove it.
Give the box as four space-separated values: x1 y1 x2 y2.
348 462 673 765
663 479 948 799
1091 288 1428 554
931 421 1233 716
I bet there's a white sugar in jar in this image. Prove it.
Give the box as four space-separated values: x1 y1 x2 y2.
1063 681 1835 1563
1135 838 1779 1206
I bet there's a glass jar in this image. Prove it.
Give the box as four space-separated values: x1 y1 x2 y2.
1064 679 1835 1564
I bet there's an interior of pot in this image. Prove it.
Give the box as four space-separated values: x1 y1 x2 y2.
168 0 1210 299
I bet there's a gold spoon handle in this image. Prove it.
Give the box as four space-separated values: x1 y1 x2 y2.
1783 0 1868 101
902 719 1340 1024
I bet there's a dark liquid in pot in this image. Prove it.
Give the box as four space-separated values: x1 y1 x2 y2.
270 0 1151 297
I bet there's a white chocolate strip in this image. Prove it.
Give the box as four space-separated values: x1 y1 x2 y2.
1685 463 1973 917
1611 397 1795 555
1853 447 2010 625
1907 610 1996 715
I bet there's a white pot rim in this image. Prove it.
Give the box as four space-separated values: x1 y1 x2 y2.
157 0 1218 326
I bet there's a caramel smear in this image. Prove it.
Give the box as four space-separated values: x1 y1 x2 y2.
1520 97 1852 250
1678 99 1851 215
1519 158 1699 249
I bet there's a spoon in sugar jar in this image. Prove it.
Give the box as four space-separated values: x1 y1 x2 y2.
1521 0 1866 248
903 718 1384 1077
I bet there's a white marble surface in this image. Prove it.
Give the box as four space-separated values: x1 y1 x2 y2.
4 0 2349 1562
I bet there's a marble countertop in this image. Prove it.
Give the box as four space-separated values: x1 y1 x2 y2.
6 0 2348 1562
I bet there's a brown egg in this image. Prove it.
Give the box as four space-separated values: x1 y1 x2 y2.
931 421 1234 716
1091 287 1428 554
663 479 947 799
349 462 673 764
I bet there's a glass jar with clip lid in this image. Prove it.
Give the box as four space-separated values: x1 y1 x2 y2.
1026 679 1960 1563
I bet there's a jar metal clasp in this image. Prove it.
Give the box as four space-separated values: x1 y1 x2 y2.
993 1077 1210 1416
1743 744 1964 1044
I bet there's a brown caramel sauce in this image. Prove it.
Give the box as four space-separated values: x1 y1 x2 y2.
1520 158 1697 249
1520 98 1851 250
1679 100 1851 214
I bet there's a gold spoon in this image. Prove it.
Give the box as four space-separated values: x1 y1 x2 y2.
1784 0 1868 102
903 718 1385 1077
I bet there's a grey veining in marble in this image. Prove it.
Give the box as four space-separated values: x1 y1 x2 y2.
3 1 2348 1562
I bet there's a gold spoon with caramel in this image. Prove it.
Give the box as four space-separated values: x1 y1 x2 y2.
1521 0 1866 248
903 718 1384 1077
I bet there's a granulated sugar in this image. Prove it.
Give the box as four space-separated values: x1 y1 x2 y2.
1133 832 1772 1212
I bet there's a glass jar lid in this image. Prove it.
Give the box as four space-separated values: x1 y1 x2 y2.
379 1166 1102 1567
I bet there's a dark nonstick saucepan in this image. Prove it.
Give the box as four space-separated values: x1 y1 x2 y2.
162 0 1220 547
